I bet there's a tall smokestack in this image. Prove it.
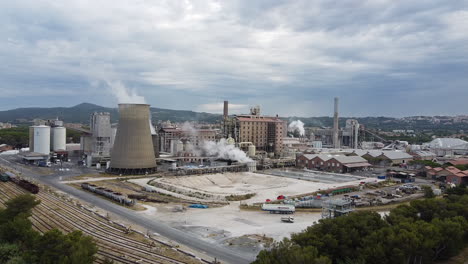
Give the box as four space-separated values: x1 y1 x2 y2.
109 104 157 175
333 97 340 149
223 100 229 118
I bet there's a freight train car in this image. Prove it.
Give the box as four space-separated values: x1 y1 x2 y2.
81 182 135 206
9 174 39 194
0 172 10 182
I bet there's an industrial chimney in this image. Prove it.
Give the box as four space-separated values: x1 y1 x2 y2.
109 104 157 175
223 100 229 118
333 97 340 149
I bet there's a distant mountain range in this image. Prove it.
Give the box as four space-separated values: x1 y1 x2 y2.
0 103 221 124
0 103 467 133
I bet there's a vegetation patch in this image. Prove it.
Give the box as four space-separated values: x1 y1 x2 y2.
253 185 468 264
226 193 256 201
0 194 97 263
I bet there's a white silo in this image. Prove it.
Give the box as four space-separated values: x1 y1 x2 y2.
51 127 66 151
32 125 50 155
248 144 256 157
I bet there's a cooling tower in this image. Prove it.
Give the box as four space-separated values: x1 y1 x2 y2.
109 104 157 175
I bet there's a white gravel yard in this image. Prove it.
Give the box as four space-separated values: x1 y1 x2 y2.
133 171 376 204
127 171 379 256
138 202 323 242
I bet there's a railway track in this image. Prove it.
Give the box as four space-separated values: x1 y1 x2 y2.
0 182 198 264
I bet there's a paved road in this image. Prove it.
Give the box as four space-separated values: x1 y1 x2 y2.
0 157 255 264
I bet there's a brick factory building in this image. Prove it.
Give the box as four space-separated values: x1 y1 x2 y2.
223 105 286 156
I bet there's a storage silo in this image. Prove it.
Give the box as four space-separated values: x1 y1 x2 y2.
51 127 66 151
248 144 256 157
109 104 157 175
32 125 51 155
29 127 35 152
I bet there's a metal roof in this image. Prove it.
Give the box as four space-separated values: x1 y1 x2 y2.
332 155 368 164
378 151 413 160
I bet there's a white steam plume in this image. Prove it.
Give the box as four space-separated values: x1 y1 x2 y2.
182 122 252 163
106 80 155 134
106 81 146 104
181 122 198 138
200 139 253 163
288 120 305 136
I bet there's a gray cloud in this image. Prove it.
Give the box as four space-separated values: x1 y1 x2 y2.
0 0 467 117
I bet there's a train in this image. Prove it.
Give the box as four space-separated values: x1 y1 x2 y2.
81 182 135 206
1 171 39 194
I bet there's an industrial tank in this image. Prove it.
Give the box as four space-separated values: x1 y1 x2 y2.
109 104 157 175
32 125 51 155
29 127 35 152
51 127 66 151
248 144 256 157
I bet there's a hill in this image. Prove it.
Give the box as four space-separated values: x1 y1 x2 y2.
0 103 467 134
0 103 222 124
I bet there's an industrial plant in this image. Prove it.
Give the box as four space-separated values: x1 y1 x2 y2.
1 96 466 264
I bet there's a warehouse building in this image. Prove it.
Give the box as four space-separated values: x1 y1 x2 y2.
296 154 371 173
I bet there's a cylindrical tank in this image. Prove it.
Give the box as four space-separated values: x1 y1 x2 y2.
32 125 51 155
248 144 256 157
177 140 183 154
109 104 157 175
29 127 35 152
51 127 66 151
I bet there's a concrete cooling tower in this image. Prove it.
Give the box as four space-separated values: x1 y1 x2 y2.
108 104 157 175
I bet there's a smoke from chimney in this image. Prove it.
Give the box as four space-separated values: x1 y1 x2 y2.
288 120 305 136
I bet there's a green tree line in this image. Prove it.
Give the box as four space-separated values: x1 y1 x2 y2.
0 194 97 263
253 186 468 264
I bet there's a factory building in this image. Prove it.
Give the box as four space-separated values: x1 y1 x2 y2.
78 112 112 166
310 98 361 149
90 112 112 157
109 104 157 175
296 154 371 173
223 104 286 156
159 126 217 154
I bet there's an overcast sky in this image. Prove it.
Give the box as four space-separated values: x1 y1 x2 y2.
1 0 467 117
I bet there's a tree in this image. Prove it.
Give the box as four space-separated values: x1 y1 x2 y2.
1 194 40 221
0 195 97 264
0 243 21 263
422 185 435 198
31 229 97 264
254 194 468 263
253 239 331 264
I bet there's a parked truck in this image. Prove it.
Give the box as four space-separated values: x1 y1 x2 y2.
261 204 295 214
